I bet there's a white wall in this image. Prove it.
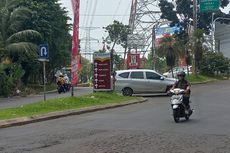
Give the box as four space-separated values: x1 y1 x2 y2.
215 23 230 58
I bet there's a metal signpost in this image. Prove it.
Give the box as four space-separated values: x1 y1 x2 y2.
38 44 49 101
93 53 112 91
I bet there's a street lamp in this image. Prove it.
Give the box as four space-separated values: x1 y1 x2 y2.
211 14 230 52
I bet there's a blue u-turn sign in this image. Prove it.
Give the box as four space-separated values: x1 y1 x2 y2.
39 44 49 59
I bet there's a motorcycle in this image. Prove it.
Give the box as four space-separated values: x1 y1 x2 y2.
64 83 72 92
169 88 193 123
57 84 65 94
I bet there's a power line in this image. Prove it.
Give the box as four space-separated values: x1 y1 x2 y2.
79 14 129 16
80 0 89 37
112 0 122 20
122 1 132 22
89 0 98 27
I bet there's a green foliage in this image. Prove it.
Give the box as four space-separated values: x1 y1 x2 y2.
145 51 167 73
0 0 72 96
158 0 230 34
104 20 131 49
114 54 123 70
185 74 215 83
0 0 42 55
20 0 72 79
78 56 92 83
0 68 14 97
192 29 205 74
0 0 42 95
156 35 178 77
200 52 230 75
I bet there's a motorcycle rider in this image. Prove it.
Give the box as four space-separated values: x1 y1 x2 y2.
171 71 192 114
64 74 70 91
57 73 65 92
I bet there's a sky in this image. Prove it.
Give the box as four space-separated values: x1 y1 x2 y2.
59 0 230 59
59 0 132 58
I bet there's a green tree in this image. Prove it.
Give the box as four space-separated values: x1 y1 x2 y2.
104 20 131 71
157 35 178 77
21 0 72 83
159 0 230 35
114 54 123 70
0 0 41 95
0 0 41 59
200 52 230 76
145 51 167 73
78 56 92 83
192 29 205 75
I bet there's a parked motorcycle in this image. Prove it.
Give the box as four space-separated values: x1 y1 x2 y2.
169 88 193 123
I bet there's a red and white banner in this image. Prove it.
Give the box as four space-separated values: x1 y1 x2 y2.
127 52 140 69
71 0 80 85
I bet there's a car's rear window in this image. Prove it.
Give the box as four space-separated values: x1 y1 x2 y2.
130 72 144 79
118 72 130 78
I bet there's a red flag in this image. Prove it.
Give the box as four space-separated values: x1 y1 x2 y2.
71 0 80 85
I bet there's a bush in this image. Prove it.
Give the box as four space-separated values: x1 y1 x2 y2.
200 52 230 76
0 71 14 97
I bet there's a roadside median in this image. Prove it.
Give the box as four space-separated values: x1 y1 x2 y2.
0 92 147 128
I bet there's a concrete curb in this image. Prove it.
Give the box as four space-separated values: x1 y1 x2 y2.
0 97 147 129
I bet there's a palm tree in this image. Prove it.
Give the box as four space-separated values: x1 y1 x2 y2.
192 29 205 76
157 35 178 78
0 0 41 62
0 0 41 95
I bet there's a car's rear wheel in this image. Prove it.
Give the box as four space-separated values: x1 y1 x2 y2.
122 87 133 96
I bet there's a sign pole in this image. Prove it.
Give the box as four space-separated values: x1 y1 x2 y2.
38 44 49 101
71 84 74 97
43 61 46 101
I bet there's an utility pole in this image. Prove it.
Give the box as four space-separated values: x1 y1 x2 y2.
193 0 197 30
128 0 161 62
152 25 156 70
192 0 197 75
80 27 99 62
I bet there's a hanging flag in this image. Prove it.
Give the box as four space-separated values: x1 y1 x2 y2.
71 0 80 85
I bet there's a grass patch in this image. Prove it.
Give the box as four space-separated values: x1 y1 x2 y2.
185 74 227 83
186 74 214 83
0 92 137 120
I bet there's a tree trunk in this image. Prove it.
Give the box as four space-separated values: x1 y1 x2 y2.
123 47 127 69
111 40 117 91
187 64 189 76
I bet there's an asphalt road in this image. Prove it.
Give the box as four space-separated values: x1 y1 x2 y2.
0 80 230 153
0 87 93 109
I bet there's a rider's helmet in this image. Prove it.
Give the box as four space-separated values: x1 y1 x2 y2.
177 71 186 80
59 73 64 77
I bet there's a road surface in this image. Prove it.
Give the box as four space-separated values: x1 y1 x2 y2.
0 87 93 109
0 80 230 153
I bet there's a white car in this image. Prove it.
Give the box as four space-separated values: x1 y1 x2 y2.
115 69 176 96
163 66 192 78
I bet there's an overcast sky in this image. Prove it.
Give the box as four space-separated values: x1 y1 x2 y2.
59 0 132 55
59 0 230 57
